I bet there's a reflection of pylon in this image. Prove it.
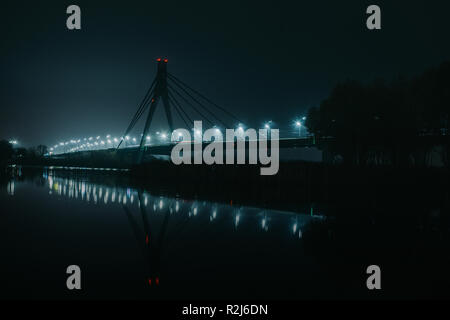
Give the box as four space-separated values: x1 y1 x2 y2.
137 58 173 163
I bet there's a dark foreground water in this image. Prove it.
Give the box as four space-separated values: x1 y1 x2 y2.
1 166 449 299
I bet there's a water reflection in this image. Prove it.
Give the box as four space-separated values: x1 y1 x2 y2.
29 168 321 240
3 167 326 298
7 180 14 196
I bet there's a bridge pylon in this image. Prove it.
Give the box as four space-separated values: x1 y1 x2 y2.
137 58 173 163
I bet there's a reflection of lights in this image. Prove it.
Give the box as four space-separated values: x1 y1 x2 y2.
159 199 163 210
293 223 297 234
235 212 240 228
7 181 15 195
175 201 179 212
261 216 268 231
193 206 197 216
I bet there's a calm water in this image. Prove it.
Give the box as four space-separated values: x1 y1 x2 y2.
2 167 449 299
0 167 329 300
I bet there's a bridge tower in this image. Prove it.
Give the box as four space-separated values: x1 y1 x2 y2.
137 58 173 162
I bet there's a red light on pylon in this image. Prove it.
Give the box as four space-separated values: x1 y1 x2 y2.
145 235 149 244
148 278 152 285
155 277 159 285
164 59 168 63
156 58 161 62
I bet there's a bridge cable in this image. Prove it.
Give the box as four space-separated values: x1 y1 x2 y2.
128 78 156 130
168 95 190 129
168 73 243 124
167 84 214 126
168 91 193 125
117 79 156 149
167 77 230 128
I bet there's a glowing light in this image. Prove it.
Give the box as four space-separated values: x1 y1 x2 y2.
156 58 161 62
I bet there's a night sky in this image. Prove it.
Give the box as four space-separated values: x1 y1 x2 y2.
1 0 450 147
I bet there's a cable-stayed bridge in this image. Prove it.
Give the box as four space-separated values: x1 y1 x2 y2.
49 58 320 163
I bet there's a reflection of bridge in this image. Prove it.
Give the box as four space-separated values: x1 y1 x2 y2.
38 168 324 286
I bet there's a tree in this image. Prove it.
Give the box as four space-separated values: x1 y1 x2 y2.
36 145 48 157
0 139 14 164
305 61 450 167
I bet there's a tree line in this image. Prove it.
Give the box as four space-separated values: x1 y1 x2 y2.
306 61 450 168
0 140 47 167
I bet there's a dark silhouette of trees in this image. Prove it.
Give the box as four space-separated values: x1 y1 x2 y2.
36 145 48 157
306 61 450 167
0 140 14 165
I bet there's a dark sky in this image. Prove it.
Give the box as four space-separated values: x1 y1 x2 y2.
1 0 450 147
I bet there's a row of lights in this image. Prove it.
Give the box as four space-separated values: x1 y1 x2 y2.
49 132 169 154
49 118 308 155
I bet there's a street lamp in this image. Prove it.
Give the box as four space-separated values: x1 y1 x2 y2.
295 121 302 137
